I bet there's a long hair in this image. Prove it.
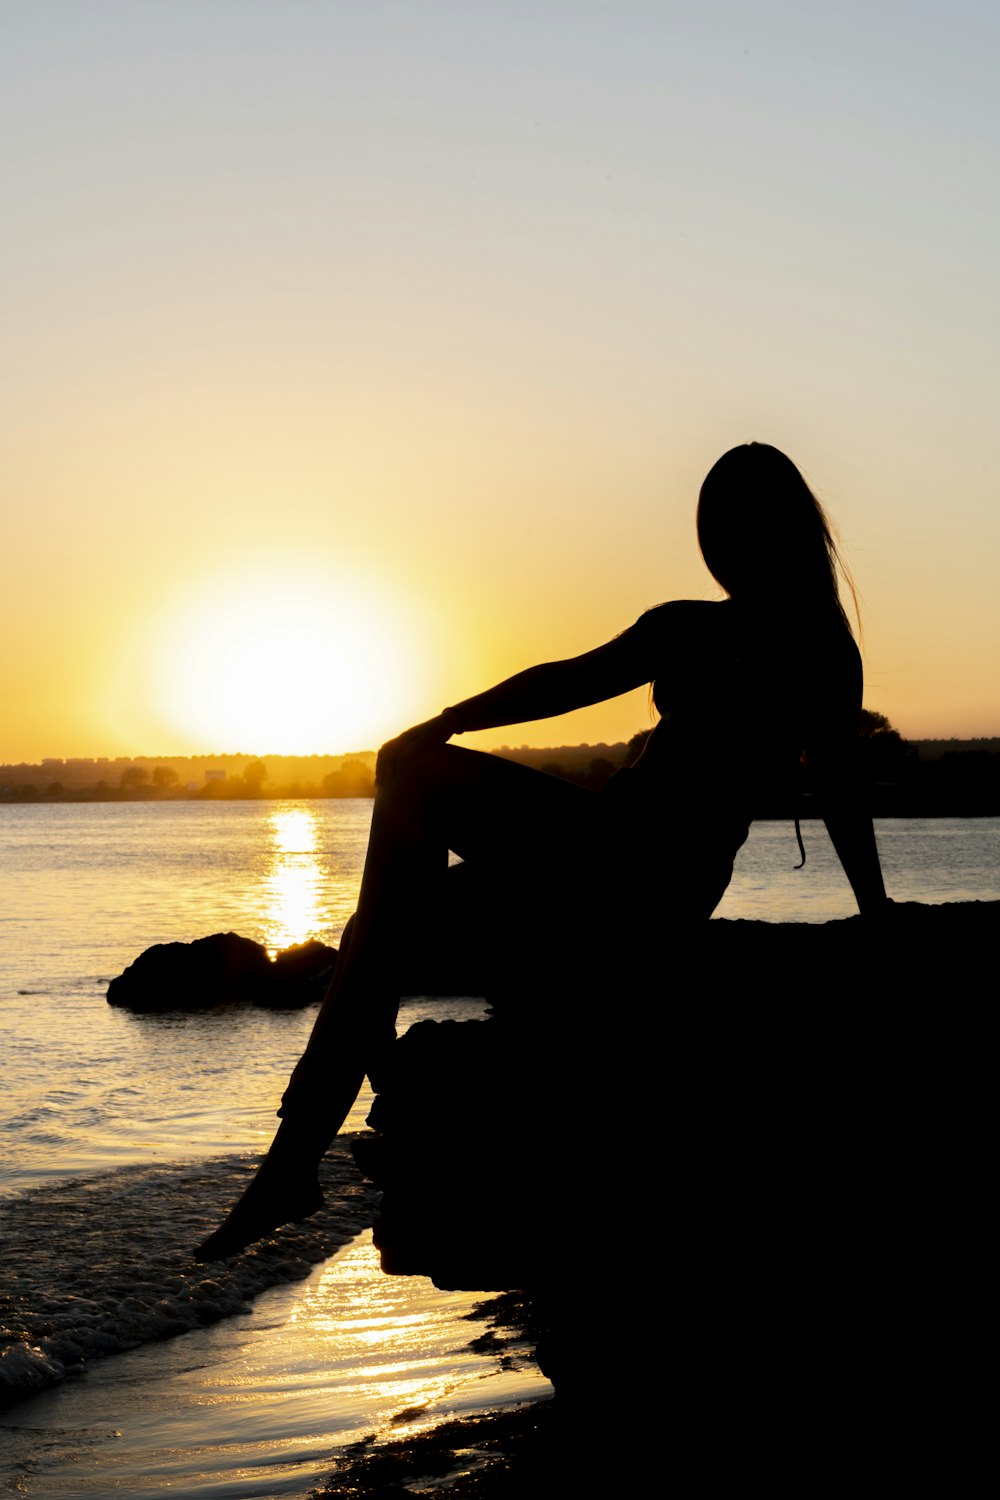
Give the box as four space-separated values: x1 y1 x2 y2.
697 443 856 635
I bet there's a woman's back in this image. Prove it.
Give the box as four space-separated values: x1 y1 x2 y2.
618 598 858 803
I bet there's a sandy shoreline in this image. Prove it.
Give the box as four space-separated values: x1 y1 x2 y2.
313 1399 557 1497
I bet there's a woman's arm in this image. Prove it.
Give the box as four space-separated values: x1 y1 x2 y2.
805 640 890 916
444 630 654 733
822 803 889 915
377 623 656 779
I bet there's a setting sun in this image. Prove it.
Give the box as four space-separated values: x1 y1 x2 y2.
127 561 433 755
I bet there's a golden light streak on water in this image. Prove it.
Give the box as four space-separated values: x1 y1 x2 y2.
282 1237 515 1440
263 805 324 953
271 805 319 856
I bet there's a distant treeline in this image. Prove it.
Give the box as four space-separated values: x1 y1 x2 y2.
500 720 1000 815
3 718 1000 814
0 752 377 802
837 714 1000 816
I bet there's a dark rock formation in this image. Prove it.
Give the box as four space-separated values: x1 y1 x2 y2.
354 899 996 1452
269 938 339 1003
106 933 337 1011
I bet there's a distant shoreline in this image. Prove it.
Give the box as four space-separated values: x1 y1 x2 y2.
2 737 999 816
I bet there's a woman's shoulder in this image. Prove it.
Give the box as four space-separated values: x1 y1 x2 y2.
623 600 735 673
632 598 731 639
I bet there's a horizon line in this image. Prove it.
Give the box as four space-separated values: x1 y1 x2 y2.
5 728 1000 767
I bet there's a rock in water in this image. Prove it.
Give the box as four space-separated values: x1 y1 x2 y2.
106 932 336 1011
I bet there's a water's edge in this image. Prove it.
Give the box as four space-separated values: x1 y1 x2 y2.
0 1140 379 1409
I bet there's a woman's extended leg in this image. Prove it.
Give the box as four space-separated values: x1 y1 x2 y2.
194 746 594 1260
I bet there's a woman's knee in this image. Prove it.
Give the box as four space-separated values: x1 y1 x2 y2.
369 745 462 849
375 743 465 806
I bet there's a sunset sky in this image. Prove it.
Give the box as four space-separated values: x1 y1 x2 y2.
4 1 998 761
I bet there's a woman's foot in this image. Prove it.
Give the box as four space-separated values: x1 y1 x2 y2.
193 1157 323 1261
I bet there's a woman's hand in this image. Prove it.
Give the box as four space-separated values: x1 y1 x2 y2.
376 712 456 785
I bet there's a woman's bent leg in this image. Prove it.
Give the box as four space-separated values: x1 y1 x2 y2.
194 747 594 1259
286 744 593 1082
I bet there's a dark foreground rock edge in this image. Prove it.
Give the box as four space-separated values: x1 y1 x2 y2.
358 899 998 1290
336 900 996 1493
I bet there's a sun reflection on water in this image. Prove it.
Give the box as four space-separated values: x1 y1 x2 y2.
263 805 324 955
280 1234 535 1442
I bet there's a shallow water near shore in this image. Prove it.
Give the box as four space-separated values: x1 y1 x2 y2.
0 1145 549 1497
1 801 997 1495
1 1228 549 1498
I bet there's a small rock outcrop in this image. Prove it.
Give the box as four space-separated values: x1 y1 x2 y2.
106 933 337 1011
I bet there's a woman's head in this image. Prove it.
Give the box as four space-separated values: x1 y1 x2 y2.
697 443 853 627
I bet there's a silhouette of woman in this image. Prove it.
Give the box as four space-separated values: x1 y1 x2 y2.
195 443 889 1261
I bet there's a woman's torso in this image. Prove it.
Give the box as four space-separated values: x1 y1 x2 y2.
602 598 859 916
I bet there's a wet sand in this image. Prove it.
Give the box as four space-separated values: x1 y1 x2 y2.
314 1399 558 1497
310 1290 556 1498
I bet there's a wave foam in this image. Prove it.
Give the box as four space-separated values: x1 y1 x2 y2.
0 1139 379 1409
